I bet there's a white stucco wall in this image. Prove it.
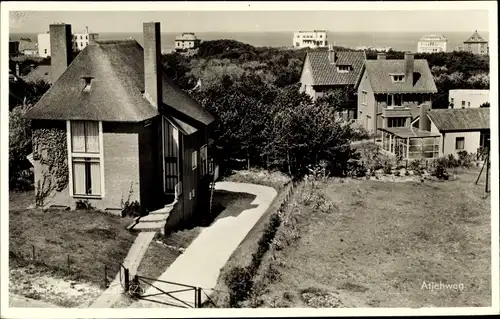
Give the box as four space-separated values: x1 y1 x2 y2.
449 90 489 109
430 122 481 156
37 33 50 57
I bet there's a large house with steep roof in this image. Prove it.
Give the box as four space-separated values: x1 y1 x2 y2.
25 22 216 231
299 45 366 118
462 30 488 55
357 52 438 134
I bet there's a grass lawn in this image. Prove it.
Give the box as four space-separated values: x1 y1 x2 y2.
9 191 137 291
252 168 491 308
222 169 290 190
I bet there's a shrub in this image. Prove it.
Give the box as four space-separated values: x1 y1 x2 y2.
394 170 401 177
447 154 458 168
457 150 472 168
431 157 449 180
121 200 141 217
225 266 254 307
382 159 392 175
75 199 93 210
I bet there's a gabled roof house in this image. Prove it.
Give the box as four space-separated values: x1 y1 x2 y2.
25 22 215 231
299 45 366 119
357 52 437 134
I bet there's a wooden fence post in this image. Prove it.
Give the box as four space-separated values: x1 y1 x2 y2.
32 245 35 260
104 265 108 288
197 287 202 308
67 255 70 274
124 268 130 292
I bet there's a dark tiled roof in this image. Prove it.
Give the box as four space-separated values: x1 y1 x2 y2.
25 40 214 131
306 50 366 86
427 108 490 132
364 59 438 94
464 30 488 44
22 65 52 84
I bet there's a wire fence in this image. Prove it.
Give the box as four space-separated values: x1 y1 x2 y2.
10 244 117 289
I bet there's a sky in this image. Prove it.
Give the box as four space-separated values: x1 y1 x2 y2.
9 10 490 34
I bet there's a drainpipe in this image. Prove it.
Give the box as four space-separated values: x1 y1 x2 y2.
441 133 445 155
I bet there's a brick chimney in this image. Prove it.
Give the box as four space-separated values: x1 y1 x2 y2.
404 52 414 86
143 22 162 110
377 52 386 60
88 33 99 45
50 23 73 84
419 103 431 131
328 44 336 65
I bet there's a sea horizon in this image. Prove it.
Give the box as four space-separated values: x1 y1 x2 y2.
9 30 490 53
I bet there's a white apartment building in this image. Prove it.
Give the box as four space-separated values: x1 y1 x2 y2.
72 30 99 51
174 33 201 51
417 34 447 53
38 27 99 57
293 30 328 49
449 89 489 109
37 32 50 57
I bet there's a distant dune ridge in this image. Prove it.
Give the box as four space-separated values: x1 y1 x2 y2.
10 31 489 53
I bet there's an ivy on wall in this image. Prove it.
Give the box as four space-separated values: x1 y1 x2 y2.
32 127 68 192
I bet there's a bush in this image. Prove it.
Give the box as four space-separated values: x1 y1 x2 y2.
225 266 254 307
382 159 393 175
457 150 472 168
447 154 458 168
431 157 449 180
75 199 93 210
9 105 34 191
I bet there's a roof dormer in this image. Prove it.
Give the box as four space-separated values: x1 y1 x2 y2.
390 73 405 83
336 65 352 73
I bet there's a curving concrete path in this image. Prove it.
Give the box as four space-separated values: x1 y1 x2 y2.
130 182 277 308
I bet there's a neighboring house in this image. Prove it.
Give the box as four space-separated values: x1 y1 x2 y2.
462 30 488 55
380 107 489 160
19 39 38 56
427 108 490 156
293 30 328 49
37 32 50 57
22 65 52 84
9 40 20 56
174 33 201 51
299 45 366 118
73 28 99 52
25 22 216 231
357 52 438 134
417 34 447 53
449 89 489 109
356 46 392 52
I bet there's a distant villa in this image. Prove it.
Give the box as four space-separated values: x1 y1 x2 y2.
356 45 392 52
417 34 447 53
174 32 201 51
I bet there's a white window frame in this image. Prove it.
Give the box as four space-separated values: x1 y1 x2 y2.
192 150 197 170
361 90 368 105
455 137 465 151
200 144 208 175
66 120 105 198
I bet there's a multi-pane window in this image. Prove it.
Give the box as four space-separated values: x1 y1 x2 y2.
392 75 405 82
361 91 368 105
69 121 102 196
192 150 197 170
200 144 208 176
388 117 407 128
455 137 465 150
